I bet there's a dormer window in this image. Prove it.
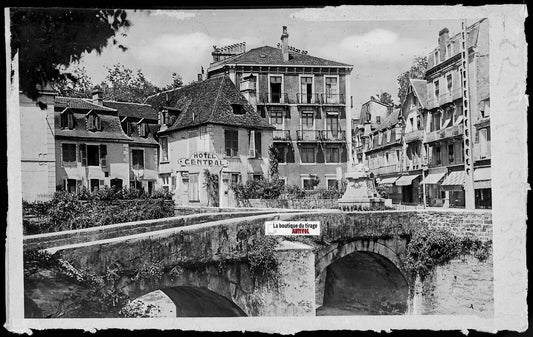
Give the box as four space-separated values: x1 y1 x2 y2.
87 112 101 131
139 123 149 137
60 111 74 129
231 104 245 115
121 120 131 136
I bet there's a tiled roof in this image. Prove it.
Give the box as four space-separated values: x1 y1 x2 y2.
144 75 275 133
127 122 160 146
55 96 116 112
210 46 352 68
103 101 158 121
375 109 402 132
54 110 132 141
410 79 428 109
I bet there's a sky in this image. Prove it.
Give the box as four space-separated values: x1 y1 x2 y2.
74 8 465 118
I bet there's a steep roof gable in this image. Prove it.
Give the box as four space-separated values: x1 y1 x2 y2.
144 76 274 133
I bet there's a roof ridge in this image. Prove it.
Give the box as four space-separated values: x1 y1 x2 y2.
104 100 153 107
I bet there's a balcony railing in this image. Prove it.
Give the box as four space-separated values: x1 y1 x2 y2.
426 124 464 143
372 164 401 175
296 130 321 142
406 156 428 171
296 93 320 104
272 129 291 141
404 129 425 143
321 130 346 142
321 93 345 104
259 92 289 104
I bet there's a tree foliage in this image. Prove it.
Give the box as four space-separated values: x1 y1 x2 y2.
53 66 94 98
160 72 184 92
99 63 160 103
10 8 131 102
371 91 395 107
397 56 428 104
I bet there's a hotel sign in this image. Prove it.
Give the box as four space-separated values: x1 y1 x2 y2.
178 152 229 168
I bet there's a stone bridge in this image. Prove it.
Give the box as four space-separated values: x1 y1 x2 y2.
23 208 493 318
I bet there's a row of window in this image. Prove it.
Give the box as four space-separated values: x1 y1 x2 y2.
224 129 262 158
273 144 345 164
60 111 101 131
63 178 155 193
433 42 455 67
61 143 145 169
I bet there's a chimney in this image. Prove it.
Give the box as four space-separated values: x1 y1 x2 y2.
281 26 289 62
438 28 449 62
198 73 203 82
91 86 103 105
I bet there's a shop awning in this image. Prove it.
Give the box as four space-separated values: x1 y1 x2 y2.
421 172 446 185
474 167 491 189
395 174 420 186
441 171 465 187
378 176 399 185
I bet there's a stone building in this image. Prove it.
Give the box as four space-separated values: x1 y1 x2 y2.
144 75 274 207
54 89 160 193
19 89 57 201
206 26 354 190
362 109 405 204
423 19 490 209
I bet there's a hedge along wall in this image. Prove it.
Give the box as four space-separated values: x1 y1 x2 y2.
247 198 339 209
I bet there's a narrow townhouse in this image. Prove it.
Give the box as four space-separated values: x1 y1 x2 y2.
206 26 354 190
144 75 274 207
365 109 405 204
423 19 490 208
103 99 160 192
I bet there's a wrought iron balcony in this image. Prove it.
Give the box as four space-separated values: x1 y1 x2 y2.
272 129 291 141
320 130 346 142
425 124 464 143
259 92 289 104
296 130 321 142
321 93 345 105
404 129 425 143
296 93 320 104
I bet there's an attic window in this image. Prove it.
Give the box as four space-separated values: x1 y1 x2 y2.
60 111 74 129
87 113 101 131
231 104 245 115
139 123 148 137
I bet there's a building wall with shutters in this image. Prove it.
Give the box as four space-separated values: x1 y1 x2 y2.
55 140 130 190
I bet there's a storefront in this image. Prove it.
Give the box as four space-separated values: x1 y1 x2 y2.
377 176 401 203
474 166 492 209
420 170 447 207
440 170 466 208
395 174 421 204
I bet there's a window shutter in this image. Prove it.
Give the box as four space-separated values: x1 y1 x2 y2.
285 108 291 119
316 146 324 163
79 144 87 166
340 108 346 119
96 115 102 130
60 113 67 129
286 145 295 163
341 145 348 162
255 131 262 158
248 130 256 158
99 180 105 186
87 114 94 130
99 144 107 162
315 108 322 120
67 113 74 129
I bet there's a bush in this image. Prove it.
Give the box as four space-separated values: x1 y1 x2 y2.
22 188 175 235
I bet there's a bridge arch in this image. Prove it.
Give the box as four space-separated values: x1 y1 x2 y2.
125 286 247 317
315 239 410 315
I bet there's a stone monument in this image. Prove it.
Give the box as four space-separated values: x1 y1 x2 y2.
338 164 384 210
